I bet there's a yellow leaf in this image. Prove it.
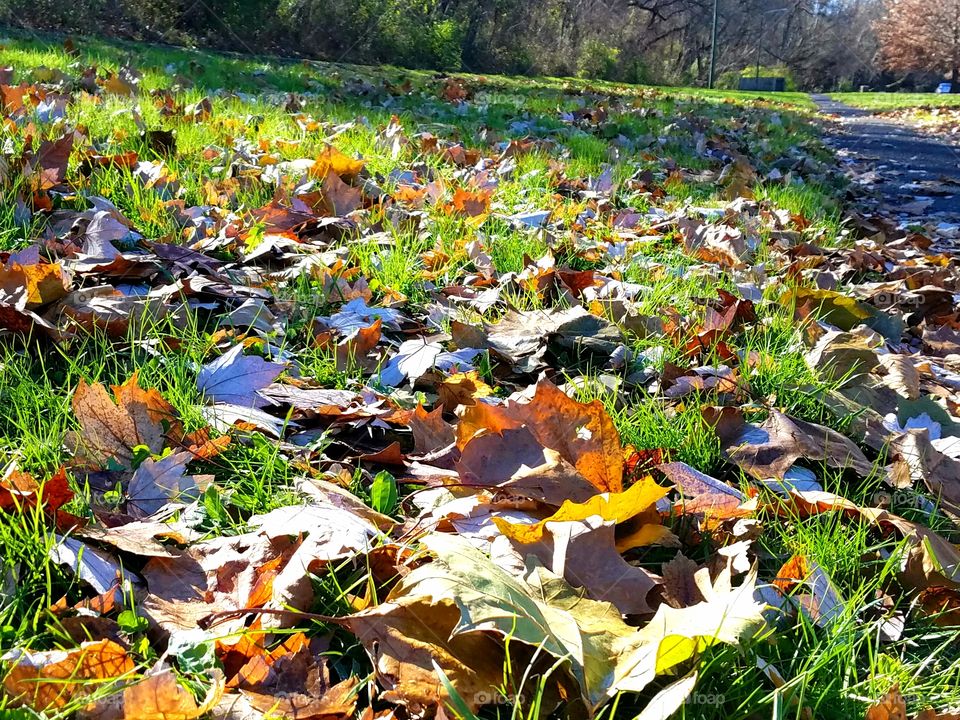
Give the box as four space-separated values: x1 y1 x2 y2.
493 475 668 544
616 523 677 553
311 144 364 181
437 371 494 412
785 287 872 330
0 261 70 309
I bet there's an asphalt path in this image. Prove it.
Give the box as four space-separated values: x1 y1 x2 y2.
811 94 960 219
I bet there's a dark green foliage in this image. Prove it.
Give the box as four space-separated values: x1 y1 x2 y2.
0 0 884 89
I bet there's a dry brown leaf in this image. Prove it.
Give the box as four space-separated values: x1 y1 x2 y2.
229 642 357 720
450 187 492 218
658 461 748 522
716 409 873 480
457 379 624 493
0 261 70 309
878 354 921 400
772 554 843 627
456 426 600 505
344 599 505 714
805 329 880 385
258 503 380 627
0 466 73 514
500 519 660 614
917 586 960 626
320 171 363 216
120 666 224 720
335 318 382 373
438 370 494 412
660 554 705 608
890 430 960 519
406 403 455 454
865 684 907 720
66 373 179 470
1 639 134 711
140 532 292 635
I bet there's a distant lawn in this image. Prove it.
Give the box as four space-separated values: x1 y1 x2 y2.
668 86 815 109
831 92 960 111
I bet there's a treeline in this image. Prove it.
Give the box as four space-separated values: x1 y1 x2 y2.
0 0 887 90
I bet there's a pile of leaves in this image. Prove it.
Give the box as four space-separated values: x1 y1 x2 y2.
0 36 959 720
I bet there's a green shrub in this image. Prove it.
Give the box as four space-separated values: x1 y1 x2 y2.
576 40 620 80
428 19 463 70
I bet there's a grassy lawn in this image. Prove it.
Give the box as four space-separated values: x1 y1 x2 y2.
0 30 958 720
830 91 960 111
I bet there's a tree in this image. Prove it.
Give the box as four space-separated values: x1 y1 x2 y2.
877 0 960 85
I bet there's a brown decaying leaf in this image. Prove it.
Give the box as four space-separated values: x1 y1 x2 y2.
502 519 659 614
406 403 455 454
344 599 505 713
772 554 843 627
455 426 600 505
335 318 382 373
865 684 908 720
660 554 705 608
66 374 179 470
711 408 873 480
457 378 624 493
1 639 134 711
0 260 70 309
118 666 225 720
0 466 73 515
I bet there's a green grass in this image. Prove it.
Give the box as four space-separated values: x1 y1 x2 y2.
0 28 952 720
830 92 960 111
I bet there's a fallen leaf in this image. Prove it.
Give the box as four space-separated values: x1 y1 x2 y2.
50 535 125 595
457 378 624 493
773 554 844 627
499 517 661 614
713 409 874 480
345 600 506 713
437 371 494 412
492 474 668 544
406 404 455 454
386 533 765 711
66 374 178 469
865 684 907 720
1 639 133 711
660 554 704 608
455 426 600 505
127 451 203 517
120 665 224 720
321 171 363 216
878 354 921 400
0 260 70 309
311 144 364 181
197 344 284 408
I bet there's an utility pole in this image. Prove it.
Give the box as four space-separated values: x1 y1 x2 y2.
755 14 764 82
708 0 719 89
756 8 788 85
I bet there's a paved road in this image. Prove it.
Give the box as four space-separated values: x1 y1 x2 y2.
811 94 960 219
